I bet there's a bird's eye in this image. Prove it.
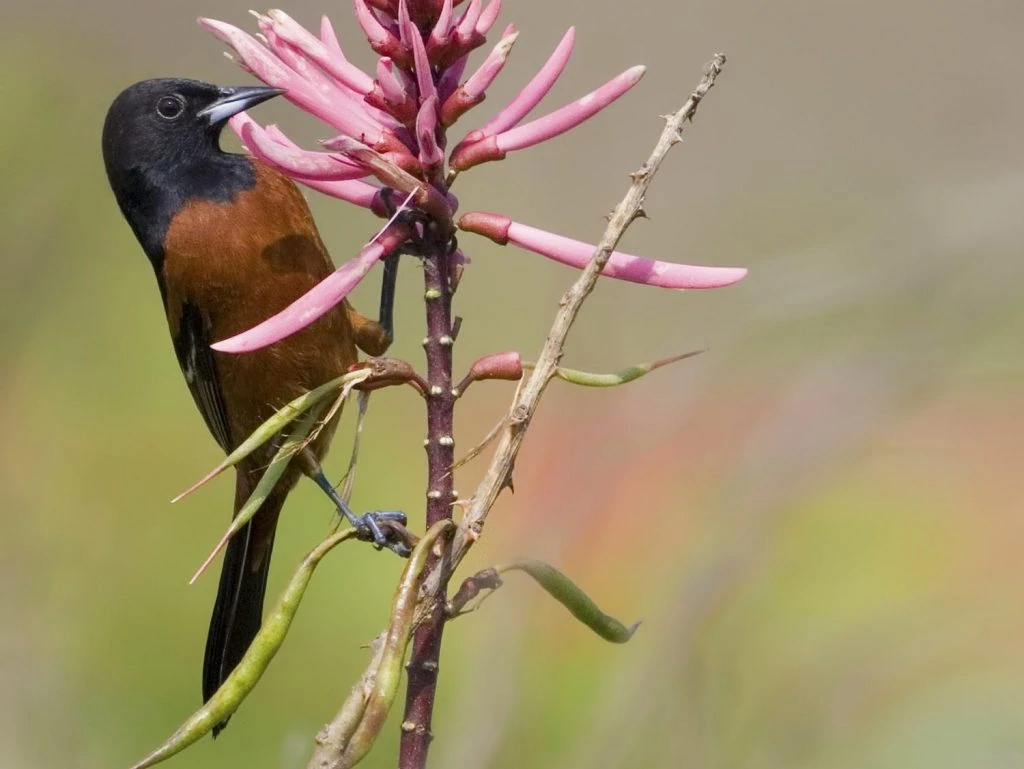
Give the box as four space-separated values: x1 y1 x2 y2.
156 95 185 120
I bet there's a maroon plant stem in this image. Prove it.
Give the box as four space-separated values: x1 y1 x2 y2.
398 241 456 769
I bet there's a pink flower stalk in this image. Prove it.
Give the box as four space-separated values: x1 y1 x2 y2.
200 4 746 352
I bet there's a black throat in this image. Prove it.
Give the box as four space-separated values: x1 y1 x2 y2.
109 152 258 294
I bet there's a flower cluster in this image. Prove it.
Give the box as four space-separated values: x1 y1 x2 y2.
200 0 745 353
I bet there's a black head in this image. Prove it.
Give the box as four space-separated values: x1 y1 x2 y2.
102 78 282 264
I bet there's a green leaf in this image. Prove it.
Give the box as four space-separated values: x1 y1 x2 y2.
127 529 360 769
499 559 640 643
553 350 703 387
188 404 323 584
171 368 371 503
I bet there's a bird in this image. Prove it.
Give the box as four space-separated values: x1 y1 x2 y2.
101 77 407 734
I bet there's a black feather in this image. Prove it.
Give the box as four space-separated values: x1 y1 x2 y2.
172 301 232 452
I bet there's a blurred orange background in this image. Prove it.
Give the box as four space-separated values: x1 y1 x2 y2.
2 1 1023 767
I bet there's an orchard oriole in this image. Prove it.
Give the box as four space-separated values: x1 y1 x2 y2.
101 78 407 733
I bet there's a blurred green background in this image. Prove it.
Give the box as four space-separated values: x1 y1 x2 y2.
3 1 1024 767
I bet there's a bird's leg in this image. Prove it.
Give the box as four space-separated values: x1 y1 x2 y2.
301 451 410 556
376 186 457 345
311 471 409 555
378 250 399 343
377 217 457 342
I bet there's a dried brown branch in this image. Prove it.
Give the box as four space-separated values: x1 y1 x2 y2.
421 53 729 601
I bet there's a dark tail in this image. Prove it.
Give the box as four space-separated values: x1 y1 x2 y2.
203 470 285 735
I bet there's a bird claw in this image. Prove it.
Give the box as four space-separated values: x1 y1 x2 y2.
356 510 411 557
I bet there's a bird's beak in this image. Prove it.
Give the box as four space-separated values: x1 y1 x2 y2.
198 85 286 126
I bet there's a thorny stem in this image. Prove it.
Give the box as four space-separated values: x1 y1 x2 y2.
396 53 724 769
419 53 729 607
398 227 456 769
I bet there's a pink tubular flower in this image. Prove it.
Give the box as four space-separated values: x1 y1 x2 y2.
200 2 746 353
232 112 368 181
211 225 414 353
459 212 747 289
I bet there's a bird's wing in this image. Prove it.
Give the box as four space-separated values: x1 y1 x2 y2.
172 300 233 452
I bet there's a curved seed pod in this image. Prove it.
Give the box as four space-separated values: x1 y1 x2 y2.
310 520 455 769
552 350 704 387
498 559 639 643
309 633 387 769
128 529 360 769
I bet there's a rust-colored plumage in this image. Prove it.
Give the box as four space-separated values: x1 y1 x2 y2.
102 78 397 735
163 162 365 451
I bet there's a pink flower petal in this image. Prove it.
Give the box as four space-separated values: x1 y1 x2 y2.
354 0 409 65
211 229 409 353
255 14 391 131
476 0 503 35
508 221 747 289
459 212 747 289
460 25 517 100
376 57 416 113
455 0 483 39
406 15 437 105
478 27 574 137
201 17 387 144
416 95 445 169
231 113 368 181
437 52 469 102
250 121 383 207
496 65 645 153
428 0 455 47
270 10 374 95
300 178 382 208
201 18 298 87
442 25 520 125
397 0 414 48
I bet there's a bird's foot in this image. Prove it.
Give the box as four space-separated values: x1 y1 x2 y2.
352 510 411 557
309 467 411 557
